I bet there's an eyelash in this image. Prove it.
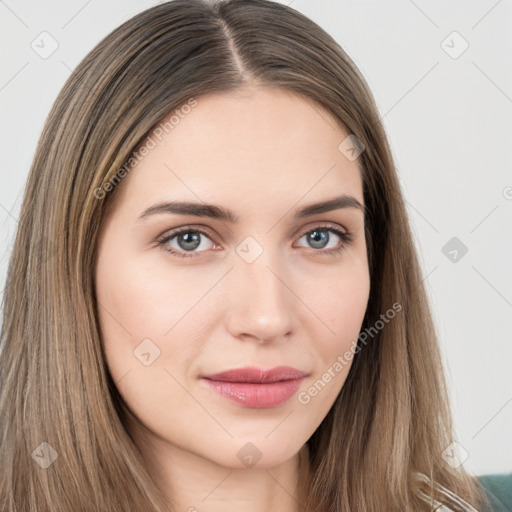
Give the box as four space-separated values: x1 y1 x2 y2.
156 223 354 259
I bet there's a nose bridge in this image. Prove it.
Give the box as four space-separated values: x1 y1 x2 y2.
226 237 294 341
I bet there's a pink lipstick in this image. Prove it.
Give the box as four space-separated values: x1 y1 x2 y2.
200 366 307 408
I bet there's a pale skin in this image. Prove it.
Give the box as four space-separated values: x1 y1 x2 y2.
94 85 370 512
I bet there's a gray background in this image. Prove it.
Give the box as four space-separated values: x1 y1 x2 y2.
0 0 511 476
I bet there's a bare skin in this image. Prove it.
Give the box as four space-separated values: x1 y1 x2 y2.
94 85 370 512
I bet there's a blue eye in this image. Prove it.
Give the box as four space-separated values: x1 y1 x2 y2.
156 228 216 258
295 225 353 254
156 223 353 259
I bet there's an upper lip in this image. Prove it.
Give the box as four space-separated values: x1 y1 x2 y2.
201 366 308 383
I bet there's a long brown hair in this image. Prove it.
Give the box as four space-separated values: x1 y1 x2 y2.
0 1 490 510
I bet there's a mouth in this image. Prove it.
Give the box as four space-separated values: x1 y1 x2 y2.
200 366 308 408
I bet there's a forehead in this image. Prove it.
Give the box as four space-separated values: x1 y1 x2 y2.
111 87 364 219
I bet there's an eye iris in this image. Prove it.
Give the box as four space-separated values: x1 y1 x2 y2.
178 232 201 251
308 229 329 249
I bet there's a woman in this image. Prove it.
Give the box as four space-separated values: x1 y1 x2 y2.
0 0 495 510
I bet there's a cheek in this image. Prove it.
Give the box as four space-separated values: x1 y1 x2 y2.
94 248 224 379
301 258 370 381
94 251 205 427
330 276 369 338
311 254 369 328
96 249 179 335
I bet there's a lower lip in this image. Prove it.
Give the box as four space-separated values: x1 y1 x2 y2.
201 378 304 408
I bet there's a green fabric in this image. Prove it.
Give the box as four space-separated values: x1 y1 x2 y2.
477 473 512 512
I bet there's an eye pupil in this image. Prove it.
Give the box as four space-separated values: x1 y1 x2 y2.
178 232 201 251
308 230 328 249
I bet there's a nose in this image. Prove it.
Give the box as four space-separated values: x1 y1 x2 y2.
224 250 295 345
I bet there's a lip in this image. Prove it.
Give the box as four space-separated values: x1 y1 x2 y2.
201 366 308 383
200 366 308 409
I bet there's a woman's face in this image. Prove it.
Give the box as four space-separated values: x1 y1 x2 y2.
94 86 370 470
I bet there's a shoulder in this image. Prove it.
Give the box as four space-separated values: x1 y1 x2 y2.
477 472 512 512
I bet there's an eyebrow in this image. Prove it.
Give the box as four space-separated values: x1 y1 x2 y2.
138 194 365 223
